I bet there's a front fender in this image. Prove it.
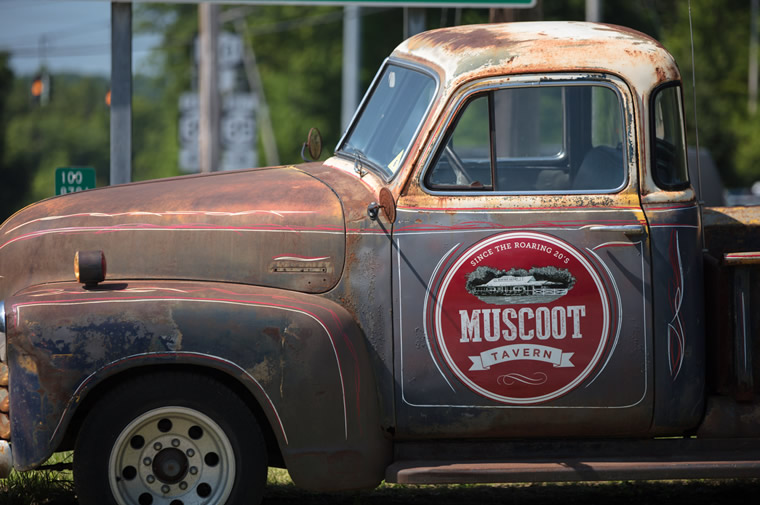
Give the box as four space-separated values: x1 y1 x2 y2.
5 280 390 488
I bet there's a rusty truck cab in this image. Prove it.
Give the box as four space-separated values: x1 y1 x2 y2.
331 22 705 438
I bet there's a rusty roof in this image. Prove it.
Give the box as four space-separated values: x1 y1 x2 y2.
393 22 680 94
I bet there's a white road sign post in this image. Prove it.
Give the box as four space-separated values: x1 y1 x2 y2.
179 32 258 173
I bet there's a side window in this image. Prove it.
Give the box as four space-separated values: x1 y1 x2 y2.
572 86 626 191
493 87 566 191
651 84 689 189
425 83 626 194
592 86 624 149
427 96 492 189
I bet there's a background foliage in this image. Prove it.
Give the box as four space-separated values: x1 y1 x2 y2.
1 0 758 221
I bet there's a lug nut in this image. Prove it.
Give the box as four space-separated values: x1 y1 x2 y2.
179 481 188 490
143 457 152 466
189 466 198 475
146 475 155 484
153 442 163 451
186 448 195 457
161 484 170 494
171 438 180 447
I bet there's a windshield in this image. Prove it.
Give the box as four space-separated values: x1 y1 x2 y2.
339 63 436 179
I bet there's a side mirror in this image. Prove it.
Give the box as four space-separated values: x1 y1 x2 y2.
300 128 323 162
366 187 396 224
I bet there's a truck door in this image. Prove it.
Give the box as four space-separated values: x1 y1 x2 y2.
392 75 654 438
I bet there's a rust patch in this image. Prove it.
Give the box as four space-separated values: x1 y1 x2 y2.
0 166 347 304
251 358 276 385
262 327 281 342
408 27 516 53
378 187 396 224
654 66 667 83
703 206 760 257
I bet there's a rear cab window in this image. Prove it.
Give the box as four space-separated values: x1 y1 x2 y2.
650 83 689 190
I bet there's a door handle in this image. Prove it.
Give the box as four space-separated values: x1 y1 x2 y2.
587 224 646 237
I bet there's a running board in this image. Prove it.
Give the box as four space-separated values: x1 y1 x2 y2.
386 438 760 484
387 459 760 484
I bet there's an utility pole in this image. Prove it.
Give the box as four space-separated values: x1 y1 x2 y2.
490 0 542 23
342 6 361 132
234 19 280 167
110 2 132 185
489 9 516 23
586 0 602 22
31 35 51 107
404 8 426 39
199 3 221 174
750 0 758 115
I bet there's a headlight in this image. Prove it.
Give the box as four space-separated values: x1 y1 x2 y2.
0 301 5 362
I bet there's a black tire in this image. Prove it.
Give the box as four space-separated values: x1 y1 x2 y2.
74 370 267 505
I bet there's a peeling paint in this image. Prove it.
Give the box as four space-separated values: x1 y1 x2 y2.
395 22 678 99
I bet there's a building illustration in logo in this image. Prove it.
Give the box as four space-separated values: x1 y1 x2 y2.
466 266 576 305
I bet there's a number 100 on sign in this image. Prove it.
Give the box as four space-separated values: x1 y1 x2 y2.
56 167 96 195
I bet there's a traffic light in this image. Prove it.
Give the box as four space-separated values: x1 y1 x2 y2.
30 73 50 105
31 76 43 100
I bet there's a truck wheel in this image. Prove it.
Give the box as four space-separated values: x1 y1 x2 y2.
73 371 267 505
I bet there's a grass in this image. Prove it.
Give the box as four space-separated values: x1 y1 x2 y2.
1 461 759 504
264 469 760 505
0 453 75 505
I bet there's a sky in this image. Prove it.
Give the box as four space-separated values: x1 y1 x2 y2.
0 0 160 76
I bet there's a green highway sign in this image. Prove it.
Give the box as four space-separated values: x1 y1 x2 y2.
109 1 536 7
56 167 97 195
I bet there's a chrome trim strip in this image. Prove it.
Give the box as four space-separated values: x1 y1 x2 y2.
0 301 6 363
587 224 647 236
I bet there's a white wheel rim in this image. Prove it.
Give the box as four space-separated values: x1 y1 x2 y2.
108 406 236 505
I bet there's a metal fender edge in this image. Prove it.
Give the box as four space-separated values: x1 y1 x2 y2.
4 280 390 484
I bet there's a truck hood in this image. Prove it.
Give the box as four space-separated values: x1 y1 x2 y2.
0 166 345 299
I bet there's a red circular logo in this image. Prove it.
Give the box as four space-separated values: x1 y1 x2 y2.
434 232 610 404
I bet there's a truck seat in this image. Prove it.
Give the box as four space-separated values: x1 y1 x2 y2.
573 146 625 191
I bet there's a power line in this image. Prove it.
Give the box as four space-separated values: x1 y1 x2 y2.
0 0 70 11
9 43 157 59
4 7 392 61
242 9 345 36
0 19 110 47
241 6 392 36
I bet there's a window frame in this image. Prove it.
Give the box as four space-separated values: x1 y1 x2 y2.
335 58 440 183
649 81 690 191
420 74 633 196
424 92 496 191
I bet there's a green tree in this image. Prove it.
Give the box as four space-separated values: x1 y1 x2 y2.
132 74 182 182
659 0 759 186
238 5 344 162
4 1 756 222
134 4 348 168
3 73 110 210
0 52 24 222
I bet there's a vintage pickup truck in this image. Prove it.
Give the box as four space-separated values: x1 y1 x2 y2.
0 21 759 505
